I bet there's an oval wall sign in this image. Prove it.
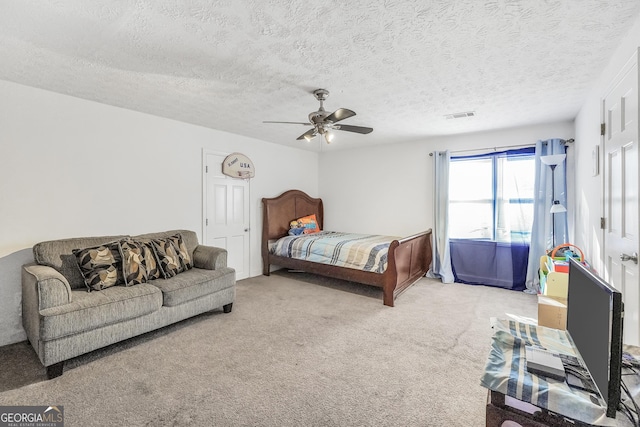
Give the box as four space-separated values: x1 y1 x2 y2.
222 152 255 179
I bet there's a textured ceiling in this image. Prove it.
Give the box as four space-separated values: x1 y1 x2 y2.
1 1 640 152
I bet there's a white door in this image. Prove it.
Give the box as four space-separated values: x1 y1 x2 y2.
204 152 250 280
603 53 640 345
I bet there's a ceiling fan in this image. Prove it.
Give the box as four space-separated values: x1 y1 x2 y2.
263 89 373 144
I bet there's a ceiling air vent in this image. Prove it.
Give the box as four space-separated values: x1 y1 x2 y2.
444 111 476 120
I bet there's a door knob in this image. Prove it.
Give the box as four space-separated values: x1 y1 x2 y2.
620 252 638 264
244 228 250 232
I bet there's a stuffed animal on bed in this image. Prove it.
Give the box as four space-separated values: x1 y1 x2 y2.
289 214 319 236
288 226 305 236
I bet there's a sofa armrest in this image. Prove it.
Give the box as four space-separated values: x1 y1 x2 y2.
22 264 73 310
193 245 227 270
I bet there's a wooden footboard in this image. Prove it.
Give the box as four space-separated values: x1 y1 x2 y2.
262 190 433 307
382 230 433 306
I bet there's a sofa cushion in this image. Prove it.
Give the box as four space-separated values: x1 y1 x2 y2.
33 235 128 289
150 267 235 307
152 238 183 278
38 284 163 341
73 241 125 291
119 239 149 286
167 233 193 271
136 240 163 280
133 230 199 260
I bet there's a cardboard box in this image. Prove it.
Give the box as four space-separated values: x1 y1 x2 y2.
538 295 567 330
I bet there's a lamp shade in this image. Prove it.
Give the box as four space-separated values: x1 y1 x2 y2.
541 154 566 166
550 201 567 213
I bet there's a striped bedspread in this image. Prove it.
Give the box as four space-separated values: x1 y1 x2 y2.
269 231 397 273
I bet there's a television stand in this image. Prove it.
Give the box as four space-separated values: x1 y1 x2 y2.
481 318 614 426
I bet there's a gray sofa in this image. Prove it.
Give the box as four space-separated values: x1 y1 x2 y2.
21 230 235 379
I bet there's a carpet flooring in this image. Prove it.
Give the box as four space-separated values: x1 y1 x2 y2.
0 271 538 426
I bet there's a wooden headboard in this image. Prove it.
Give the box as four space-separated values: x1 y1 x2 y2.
262 190 324 241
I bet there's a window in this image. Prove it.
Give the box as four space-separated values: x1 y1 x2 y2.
449 148 535 242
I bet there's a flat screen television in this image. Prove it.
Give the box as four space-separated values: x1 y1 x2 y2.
566 257 624 418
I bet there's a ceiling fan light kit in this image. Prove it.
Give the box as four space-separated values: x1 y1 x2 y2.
324 130 334 144
264 89 373 144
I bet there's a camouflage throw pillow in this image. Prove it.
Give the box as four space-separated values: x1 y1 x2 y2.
152 238 182 279
73 241 124 292
119 239 148 286
167 233 193 271
135 239 163 281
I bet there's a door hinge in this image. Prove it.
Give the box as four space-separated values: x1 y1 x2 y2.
600 217 605 229
206 218 209 226
600 123 605 136
206 165 208 173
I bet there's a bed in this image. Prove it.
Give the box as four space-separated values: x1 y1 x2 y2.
261 190 433 307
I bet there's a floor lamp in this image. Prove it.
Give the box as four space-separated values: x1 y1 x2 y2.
541 154 567 249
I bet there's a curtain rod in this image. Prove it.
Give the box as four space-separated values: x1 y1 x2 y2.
428 138 574 156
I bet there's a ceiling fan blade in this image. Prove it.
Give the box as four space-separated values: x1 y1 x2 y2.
263 121 312 125
334 124 373 134
296 128 318 141
325 108 356 123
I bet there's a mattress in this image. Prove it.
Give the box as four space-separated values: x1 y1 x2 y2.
269 231 397 273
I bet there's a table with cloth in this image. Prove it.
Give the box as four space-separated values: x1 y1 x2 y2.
481 318 616 426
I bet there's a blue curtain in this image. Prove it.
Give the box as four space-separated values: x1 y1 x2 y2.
450 240 529 290
447 148 534 290
524 139 568 293
427 150 455 283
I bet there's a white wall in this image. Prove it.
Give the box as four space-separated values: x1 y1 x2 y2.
0 80 318 346
573 13 640 273
319 121 574 238
5 10 639 346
